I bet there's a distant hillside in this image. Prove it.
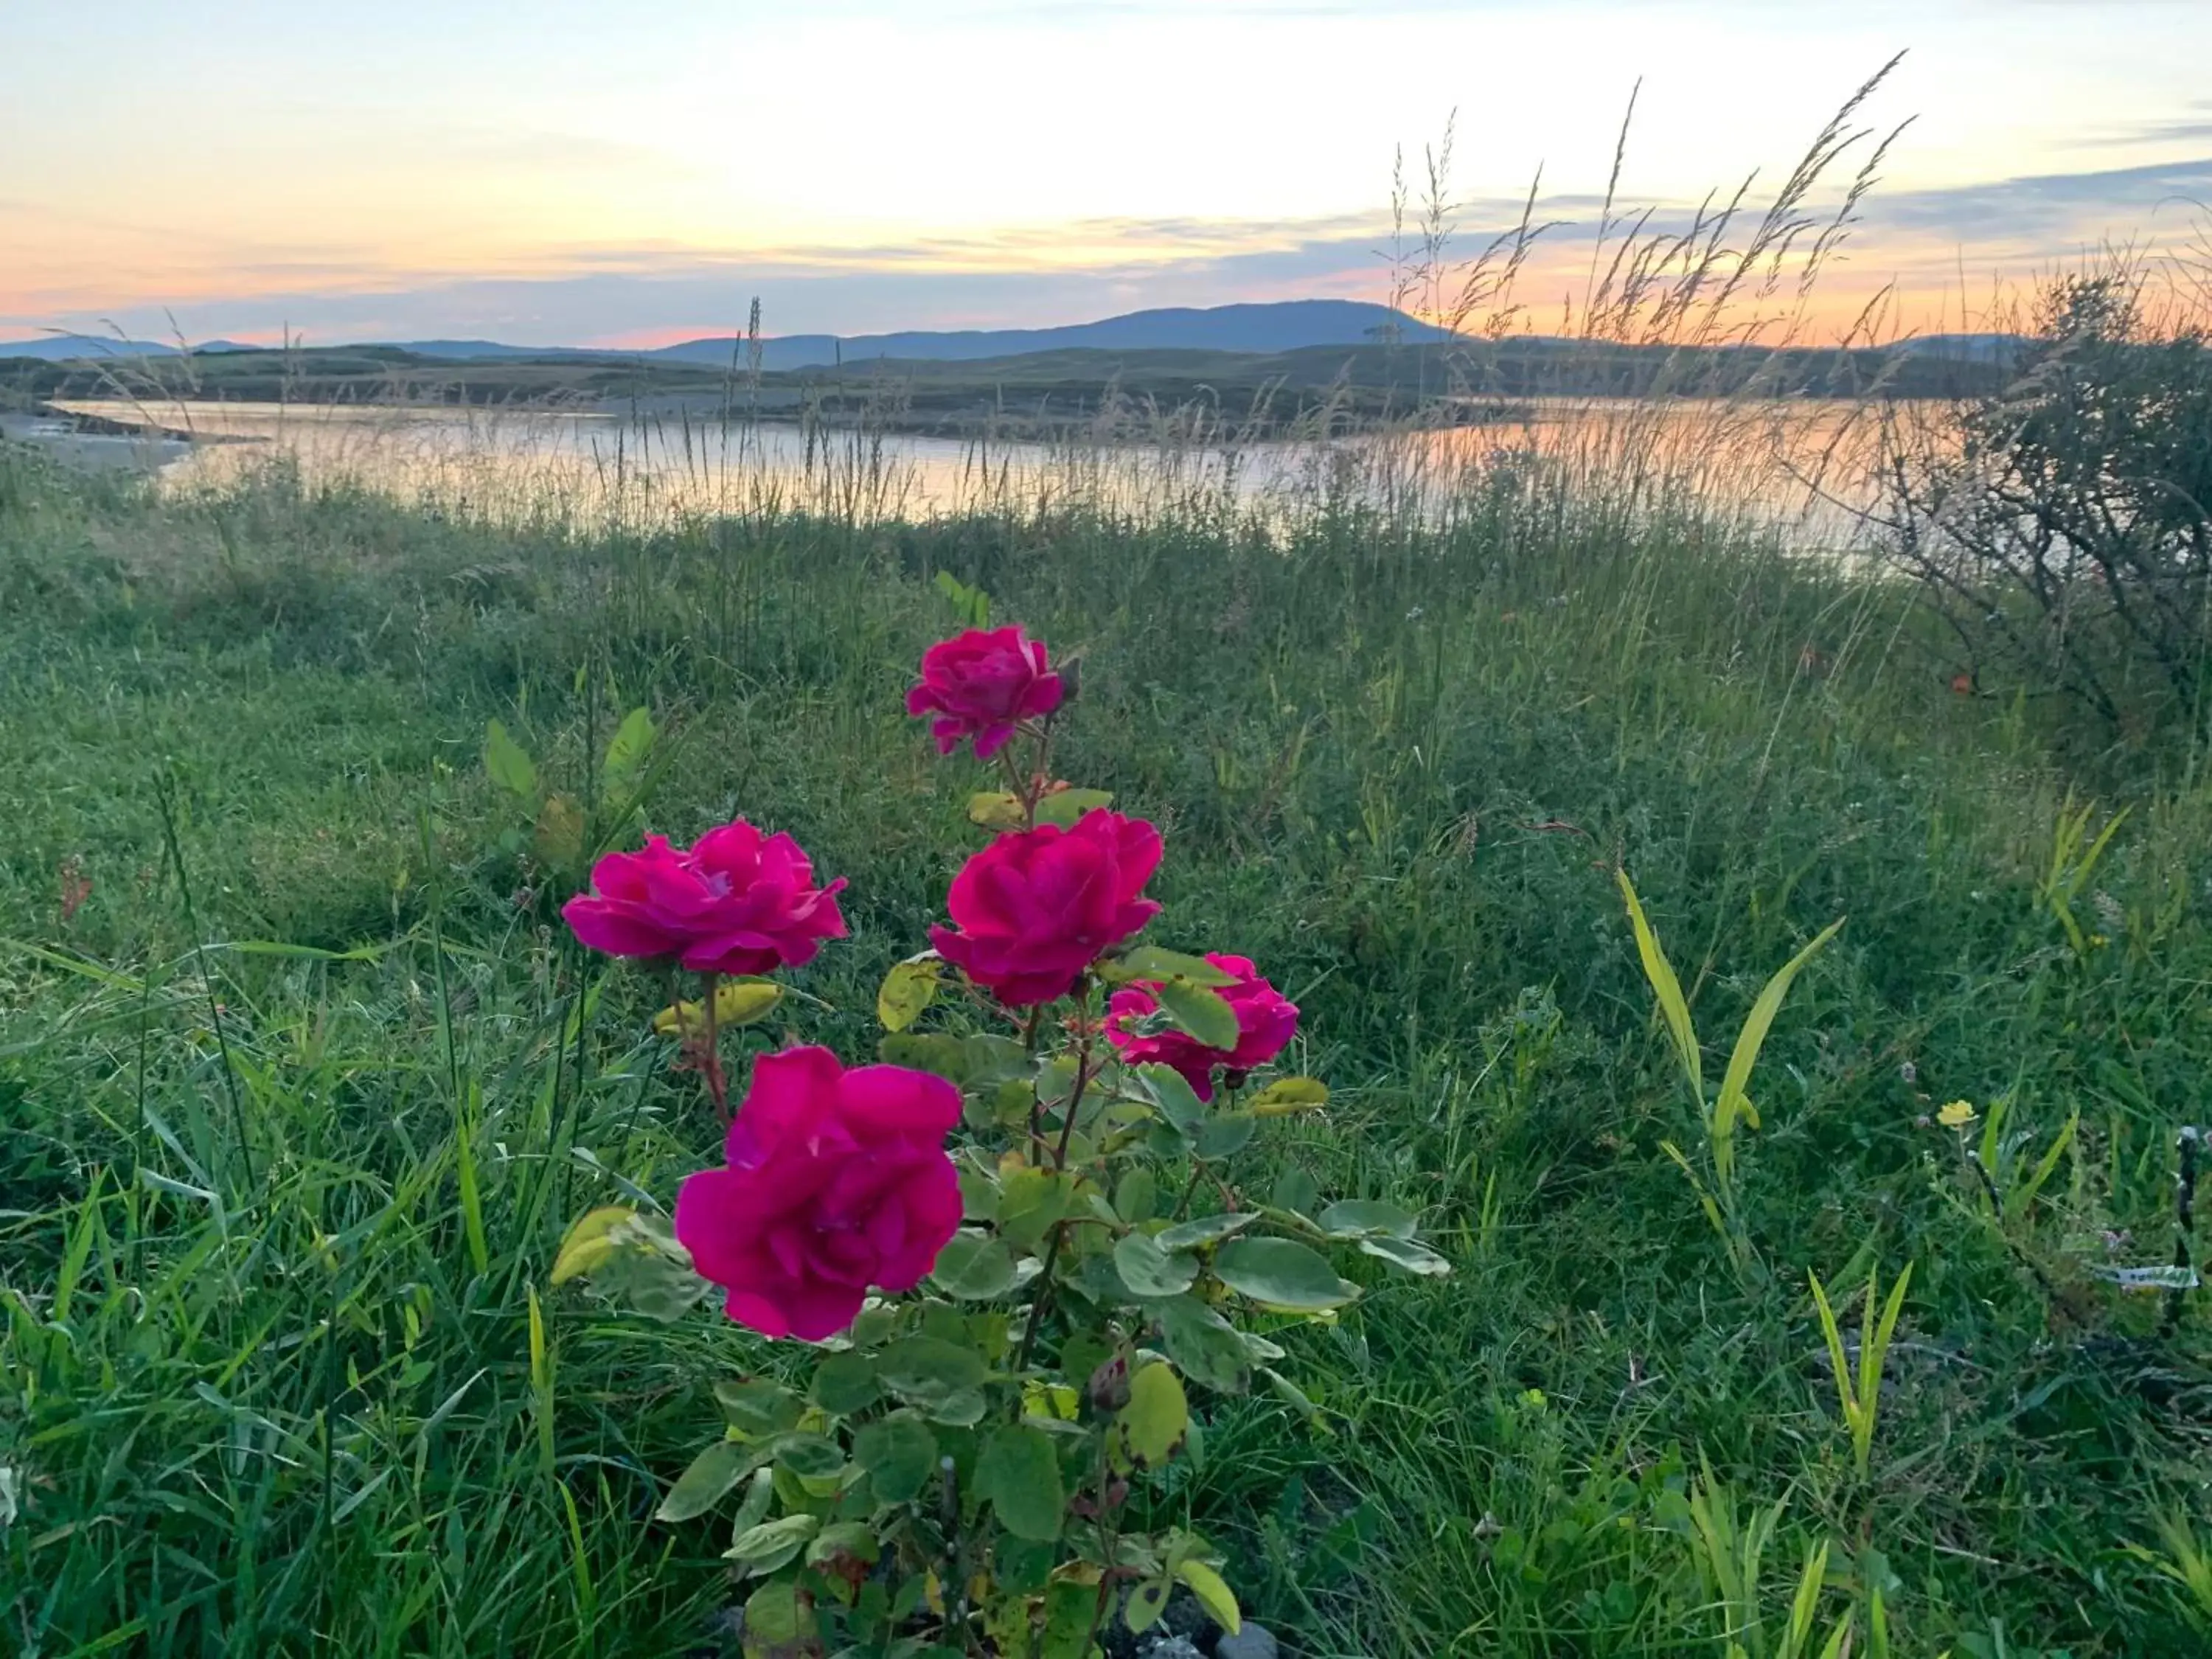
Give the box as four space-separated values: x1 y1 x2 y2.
645 301 1455 370
0 335 179 361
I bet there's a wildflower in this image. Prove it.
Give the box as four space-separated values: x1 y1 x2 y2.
1938 1099 1978 1130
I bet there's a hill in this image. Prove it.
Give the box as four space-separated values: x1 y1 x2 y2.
645 300 1452 369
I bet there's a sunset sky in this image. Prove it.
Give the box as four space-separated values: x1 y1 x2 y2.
6 0 2211 348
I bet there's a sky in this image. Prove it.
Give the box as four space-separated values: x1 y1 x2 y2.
4 0 2211 347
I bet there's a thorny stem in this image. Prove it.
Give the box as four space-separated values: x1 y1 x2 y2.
1013 1001 1102 1375
693 970 731 1124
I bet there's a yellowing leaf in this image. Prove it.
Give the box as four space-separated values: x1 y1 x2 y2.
532 793 585 869
1250 1076 1329 1116
1175 1560 1241 1635
877 955 942 1032
552 1205 636 1284
967 790 1028 832
1023 1382 1081 1422
1116 1361 1189 1467
1616 870 1700 1102
653 980 782 1036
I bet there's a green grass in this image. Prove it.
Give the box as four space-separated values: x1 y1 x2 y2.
4 434 2212 1658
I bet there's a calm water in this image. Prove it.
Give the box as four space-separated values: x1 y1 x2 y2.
53 397 1903 547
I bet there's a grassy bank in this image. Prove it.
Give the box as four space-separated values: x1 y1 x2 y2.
4 437 2211 1658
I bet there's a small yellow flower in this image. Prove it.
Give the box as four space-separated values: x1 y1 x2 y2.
1938 1099 1978 1130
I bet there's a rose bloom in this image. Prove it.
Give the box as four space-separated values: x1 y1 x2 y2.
562 818 846 976
931 810 1162 1006
675 1046 963 1340
1106 953 1297 1099
905 625 1065 759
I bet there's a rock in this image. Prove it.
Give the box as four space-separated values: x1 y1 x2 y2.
1214 1624 1280 1659
1137 1639 1205 1659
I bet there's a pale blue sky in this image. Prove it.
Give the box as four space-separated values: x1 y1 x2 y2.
5 1 2208 343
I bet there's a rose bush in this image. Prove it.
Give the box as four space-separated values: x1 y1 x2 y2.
552 602 1451 1658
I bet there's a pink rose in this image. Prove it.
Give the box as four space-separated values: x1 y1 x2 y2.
675 1046 963 1340
1105 953 1298 1100
562 818 846 976
931 811 1162 1006
905 625 1065 759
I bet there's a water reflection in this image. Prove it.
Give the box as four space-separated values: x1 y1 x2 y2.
51 397 1904 548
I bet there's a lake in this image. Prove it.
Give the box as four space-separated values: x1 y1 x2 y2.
47 397 1908 548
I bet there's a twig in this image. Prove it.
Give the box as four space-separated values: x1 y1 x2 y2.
2164 1126 2202 1339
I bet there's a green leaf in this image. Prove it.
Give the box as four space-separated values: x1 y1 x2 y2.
727 1512 819 1576
770 1432 845 1480
995 1534 1057 1596
1249 1076 1329 1115
1154 1295 1251 1394
807 1521 881 1571
1212 1237 1360 1312
975 1424 1064 1541
877 955 941 1032
1038 1579 1098 1659
552 1205 636 1284
728 1467 775 1539
1270 1165 1321 1217
1124 1579 1172 1635
1135 1064 1207 1135
483 719 537 798
1113 1231 1200 1298
1114 1168 1158 1225
1156 978 1239 1051
933 570 990 627
810 1352 880 1416
714 1379 804 1439
1033 788 1114 829
852 1412 939 1506
967 790 1028 832
1318 1200 1418 1239
1194 1112 1256 1159
997 1167 1073 1254
1262 1367 1332 1433
879 1032 968 1082
1116 1362 1189 1468
1102 945 1235 987
877 1338 988 1411
1359 1235 1453 1276
742 1578 807 1641
1155 1212 1259 1252
1711 916 1843 1183
657 1438 764 1522
930 1230 1019 1301
1175 1560 1242 1635
1617 870 1703 1102
602 706 655 785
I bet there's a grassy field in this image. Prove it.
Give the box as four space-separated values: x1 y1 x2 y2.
4 431 2212 1659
